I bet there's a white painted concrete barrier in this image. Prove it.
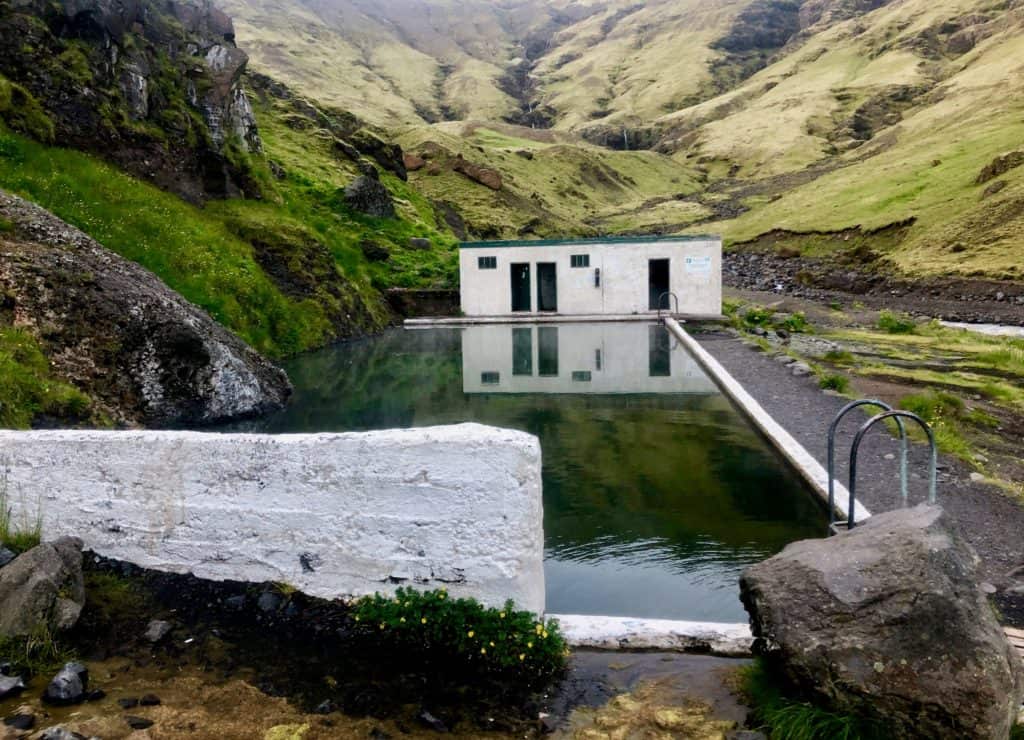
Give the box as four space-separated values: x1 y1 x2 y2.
551 614 752 657
0 424 545 613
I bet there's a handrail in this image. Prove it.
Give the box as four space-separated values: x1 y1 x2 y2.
657 291 679 319
847 410 937 530
827 400 907 535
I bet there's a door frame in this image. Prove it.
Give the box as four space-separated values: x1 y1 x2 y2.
510 262 531 312
536 262 557 312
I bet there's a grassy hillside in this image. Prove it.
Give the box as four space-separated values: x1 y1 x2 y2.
0 85 459 358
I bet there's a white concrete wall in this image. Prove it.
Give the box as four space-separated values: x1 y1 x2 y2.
459 238 722 317
461 322 719 394
0 424 546 612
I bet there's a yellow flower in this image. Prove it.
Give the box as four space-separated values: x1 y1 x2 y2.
489 641 495 647
542 631 548 639
499 612 506 619
519 654 525 661
535 624 543 634
379 623 385 630
480 648 486 655
467 630 475 638
527 641 533 649
400 617 406 623
438 592 446 600
421 617 427 624
354 615 360 622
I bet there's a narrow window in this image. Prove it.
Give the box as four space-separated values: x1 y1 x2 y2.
478 256 497 269
570 254 590 268
481 371 500 385
595 348 602 370
571 371 592 382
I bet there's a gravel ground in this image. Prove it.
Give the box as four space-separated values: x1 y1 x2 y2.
696 330 1024 626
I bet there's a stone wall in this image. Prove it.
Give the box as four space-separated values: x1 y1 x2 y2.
0 424 545 612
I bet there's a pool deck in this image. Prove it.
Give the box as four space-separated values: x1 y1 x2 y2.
405 313 725 327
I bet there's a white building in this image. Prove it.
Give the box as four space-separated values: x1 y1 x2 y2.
460 322 718 395
458 236 722 318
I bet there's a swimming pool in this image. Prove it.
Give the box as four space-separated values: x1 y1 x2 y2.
246 322 823 622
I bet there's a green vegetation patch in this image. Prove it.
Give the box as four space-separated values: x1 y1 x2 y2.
0 327 90 428
876 310 917 335
740 659 886 740
352 587 568 686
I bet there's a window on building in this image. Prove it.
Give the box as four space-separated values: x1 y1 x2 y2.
478 256 497 269
570 254 590 268
571 371 592 382
481 371 500 385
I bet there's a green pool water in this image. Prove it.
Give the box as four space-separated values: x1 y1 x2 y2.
248 323 824 622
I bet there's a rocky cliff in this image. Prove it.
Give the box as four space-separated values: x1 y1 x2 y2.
0 190 291 426
0 0 263 202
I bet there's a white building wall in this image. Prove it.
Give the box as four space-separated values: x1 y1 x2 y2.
458 238 721 317
0 424 545 613
460 322 719 394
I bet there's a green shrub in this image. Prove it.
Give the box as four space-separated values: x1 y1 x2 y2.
877 310 917 334
819 374 849 393
742 306 775 327
740 659 885 740
823 348 854 364
775 311 809 333
351 587 568 686
898 390 973 457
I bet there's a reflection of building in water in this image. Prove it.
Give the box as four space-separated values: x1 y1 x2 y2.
461 322 719 394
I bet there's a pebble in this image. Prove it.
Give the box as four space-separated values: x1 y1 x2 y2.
0 547 15 567
980 582 997 594
43 662 88 706
883 453 895 460
144 619 173 643
39 727 87 740
2 712 35 730
118 697 139 709
0 675 25 701
140 693 161 706
257 591 283 613
790 362 813 377
418 710 448 733
969 472 985 483
125 715 155 730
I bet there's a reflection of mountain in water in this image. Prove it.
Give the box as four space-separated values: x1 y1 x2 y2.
239 324 823 620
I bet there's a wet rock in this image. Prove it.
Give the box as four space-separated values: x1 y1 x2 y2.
343 176 396 218
43 662 89 706
39 727 86 740
369 728 392 740
140 693 162 706
125 715 155 730
224 595 247 610
0 191 291 426
85 688 106 701
144 619 173 643
0 675 26 701
3 712 35 731
0 547 15 567
409 237 432 251
313 699 336 714
118 697 140 709
418 710 448 732
0 537 84 639
740 505 1024 739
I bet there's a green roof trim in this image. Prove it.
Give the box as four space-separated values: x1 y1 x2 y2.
459 234 721 249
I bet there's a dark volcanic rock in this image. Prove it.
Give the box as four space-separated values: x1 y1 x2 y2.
43 662 89 706
0 537 84 639
359 240 391 262
0 547 14 567
125 715 155 730
344 176 396 218
3 712 35 730
0 0 263 202
0 190 291 426
451 156 502 190
408 237 432 251
351 128 407 181
976 151 1024 185
740 505 1024 739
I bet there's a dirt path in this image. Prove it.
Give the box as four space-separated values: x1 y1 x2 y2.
695 299 1024 628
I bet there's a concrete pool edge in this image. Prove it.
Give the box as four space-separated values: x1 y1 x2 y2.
663 317 871 524
551 614 752 657
404 313 726 327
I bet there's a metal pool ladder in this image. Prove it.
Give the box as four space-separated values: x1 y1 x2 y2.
827 401 937 535
657 291 679 319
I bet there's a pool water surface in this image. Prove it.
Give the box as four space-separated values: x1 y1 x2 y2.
246 323 824 622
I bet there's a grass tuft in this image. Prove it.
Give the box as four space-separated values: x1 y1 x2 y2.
819 374 849 393
876 310 917 335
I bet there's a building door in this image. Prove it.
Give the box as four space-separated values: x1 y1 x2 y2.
648 259 670 310
537 263 557 312
511 263 531 312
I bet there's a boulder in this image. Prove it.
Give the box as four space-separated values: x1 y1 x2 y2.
350 129 407 181
359 240 391 262
0 674 26 700
343 176 396 218
0 537 84 639
0 191 292 426
403 153 426 172
740 505 1024 739
408 238 432 251
452 156 502 190
0 547 15 567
